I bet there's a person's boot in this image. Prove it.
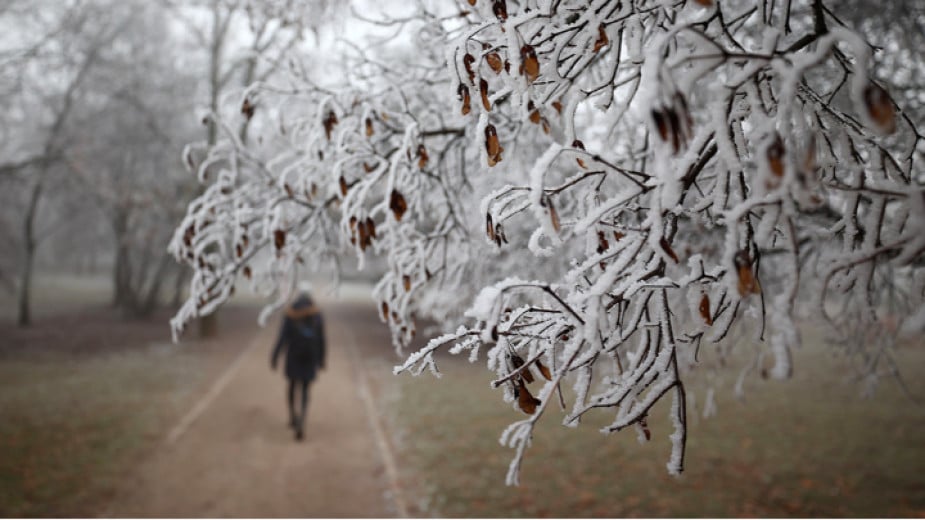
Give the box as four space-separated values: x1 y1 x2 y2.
294 423 304 441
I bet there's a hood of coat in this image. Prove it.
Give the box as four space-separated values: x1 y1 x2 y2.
286 293 319 320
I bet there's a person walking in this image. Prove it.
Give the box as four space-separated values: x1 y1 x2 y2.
271 288 326 441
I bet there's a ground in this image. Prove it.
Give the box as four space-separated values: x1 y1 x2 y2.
1 277 923 517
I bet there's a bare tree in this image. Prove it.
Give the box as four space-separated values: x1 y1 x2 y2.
0 1 127 325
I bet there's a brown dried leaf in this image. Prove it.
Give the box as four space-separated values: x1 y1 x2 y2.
418 144 429 169
547 197 561 233
458 84 471 116
366 217 376 239
485 124 504 166
863 83 896 134
510 353 534 383
339 176 349 196
734 250 761 296
527 100 540 123
699 293 713 326
323 110 338 141
390 189 407 221
243 266 252 279
520 45 539 83
492 0 507 21
660 237 680 263
652 109 670 142
517 380 541 414
597 230 609 253
767 134 785 178
273 229 286 250
485 52 503 74
463 53 476 83
241 98 255 119
365 117 374 137
535 359 552 381
402 275 411 292
593 23 609 52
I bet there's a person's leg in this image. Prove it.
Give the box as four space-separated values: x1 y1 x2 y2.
300 379 310 427
287 379 297 428
294 379 309 439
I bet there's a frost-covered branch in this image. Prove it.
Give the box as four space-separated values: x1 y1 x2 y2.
170 0 924 485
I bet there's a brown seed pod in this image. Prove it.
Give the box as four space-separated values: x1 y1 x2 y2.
486 213 496 241
243 266 252 279
463 53 476 83
485 52 503 74
402 275 411 292
363 162 376 173
284 183 294 198
535 359 552 381
339 176 349 196
485 124 504 166
479 78 491 111
365 117 374 137
273 229 286 250
380 301 389 321
458 84 471 115
520 45 539 83
467 0 476 5
552 100 563 114
546 196 561 233
699 293 713 326
863 83 896 134
390 189 407 220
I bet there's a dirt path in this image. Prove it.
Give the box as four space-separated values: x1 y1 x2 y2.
102 306 401 518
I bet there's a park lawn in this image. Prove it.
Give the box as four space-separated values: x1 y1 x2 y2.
0 345 210 517
391 328 925 517
0 305 259 517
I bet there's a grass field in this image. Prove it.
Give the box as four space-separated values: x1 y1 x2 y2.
0 302 259 517
390 329 925 517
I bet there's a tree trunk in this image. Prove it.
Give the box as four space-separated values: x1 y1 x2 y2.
18 180 43 327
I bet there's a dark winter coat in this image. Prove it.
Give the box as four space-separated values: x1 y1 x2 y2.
272 295 326 382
